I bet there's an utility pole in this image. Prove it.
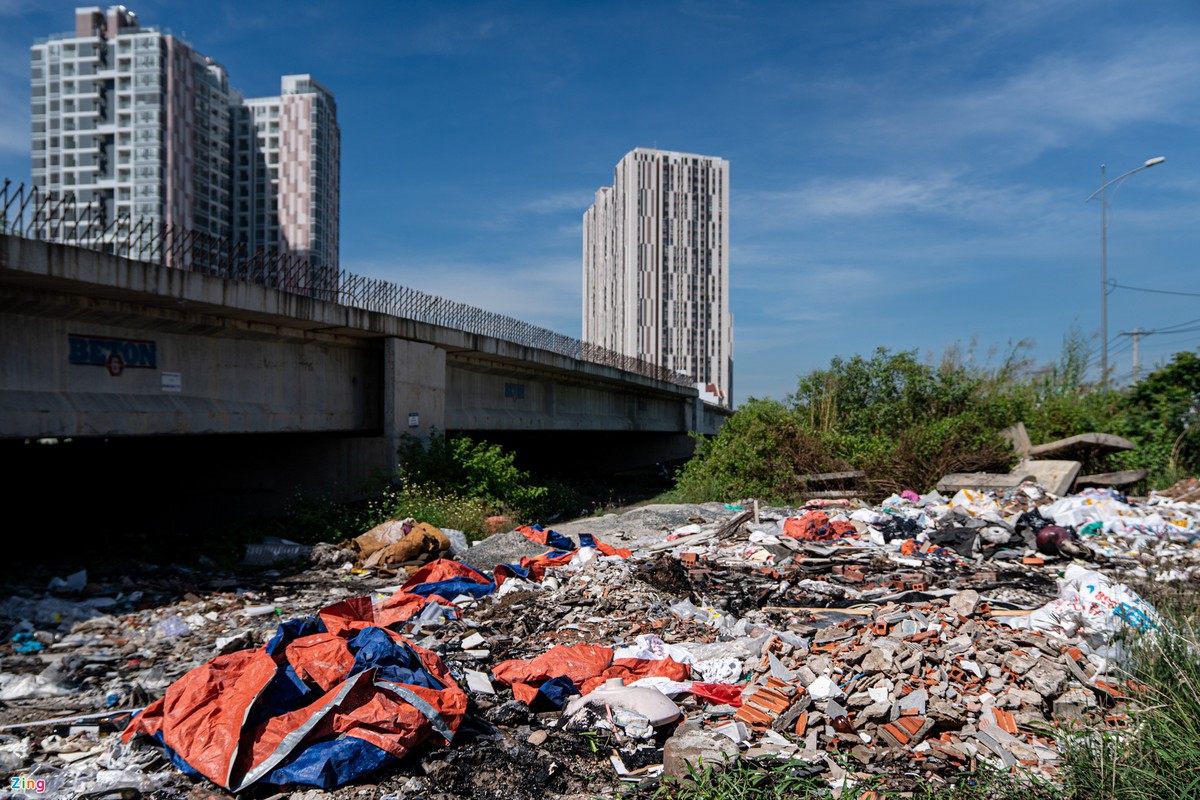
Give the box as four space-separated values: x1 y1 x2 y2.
1132 328 1140 383
1119 328 1151 383
1101 164 1108 387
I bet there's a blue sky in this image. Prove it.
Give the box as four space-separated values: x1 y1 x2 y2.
2 1 1198 403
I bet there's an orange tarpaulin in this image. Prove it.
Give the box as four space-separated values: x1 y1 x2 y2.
783 511 857 541
492 644 690 705
123 596 468 792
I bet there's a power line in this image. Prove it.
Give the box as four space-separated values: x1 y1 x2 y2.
1118 322 1200 337
1085 333 1130 371
1139 330 1200 346
1110 281 1200 298
1088 330 1199 375
1154 316 1200 333
1072 315 1197 373
1109 334 1200 385
1107 339 1134 358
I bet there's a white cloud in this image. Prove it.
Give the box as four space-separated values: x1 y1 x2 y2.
736 172 1067 233
745 21 1200 169
481 188 592 232
885 0 1088 55
518 190 594 215
741 174 962 218
946 35 1200 142
916 32 1197 161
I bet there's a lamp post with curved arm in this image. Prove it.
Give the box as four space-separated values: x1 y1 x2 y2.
1085 156 1165 388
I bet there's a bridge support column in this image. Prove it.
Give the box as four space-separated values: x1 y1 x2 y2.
384 338 446 472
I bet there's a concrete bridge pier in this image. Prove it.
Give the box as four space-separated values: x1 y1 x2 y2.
383 337 446 470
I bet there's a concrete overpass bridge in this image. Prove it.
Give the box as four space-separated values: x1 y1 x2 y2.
0 229 727 530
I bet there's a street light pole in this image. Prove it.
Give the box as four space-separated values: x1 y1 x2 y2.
1086 156 1165 389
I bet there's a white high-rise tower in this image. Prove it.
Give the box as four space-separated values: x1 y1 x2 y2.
583 148 732 406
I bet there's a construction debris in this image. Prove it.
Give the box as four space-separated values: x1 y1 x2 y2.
1 482 1198 798
940 422 1144 496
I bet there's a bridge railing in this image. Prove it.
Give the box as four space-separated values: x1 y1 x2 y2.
0 180 695 387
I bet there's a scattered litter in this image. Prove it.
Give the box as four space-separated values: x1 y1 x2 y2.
1 486 1197 797
47 569 88 593
243 537 312 566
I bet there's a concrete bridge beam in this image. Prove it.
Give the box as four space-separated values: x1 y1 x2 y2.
0 234 730 528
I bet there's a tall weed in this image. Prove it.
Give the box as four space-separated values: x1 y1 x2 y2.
1059 600 1200 799
675 341 1199 503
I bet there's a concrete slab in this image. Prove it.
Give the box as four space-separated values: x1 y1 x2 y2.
936 472 1034 493
1075 469 1148 488
999 423 1033 457
1028 432 1135 459
1014 459 1082 496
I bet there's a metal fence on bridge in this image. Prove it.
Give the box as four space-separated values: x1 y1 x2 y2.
1 180 694 387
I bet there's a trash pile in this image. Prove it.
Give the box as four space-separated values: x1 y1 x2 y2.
1 482 1199 799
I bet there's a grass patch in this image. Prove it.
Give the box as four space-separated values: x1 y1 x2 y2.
262 480 499 544
1058 588 1200 800
361 482 497 540
647 757 1063 800
652 759 828 800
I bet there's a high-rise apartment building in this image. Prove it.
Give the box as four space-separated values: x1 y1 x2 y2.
583 148 732 406
31 6 339 269
235 76 339 270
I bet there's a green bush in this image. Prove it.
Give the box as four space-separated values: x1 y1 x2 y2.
224 432 583 555
1109 351 1200 487
857 410 1012 498
676 348 1014 503
792 346 991 439
673 398 851 503
674 340 1200 504
397 430 558 522
258 480 501 546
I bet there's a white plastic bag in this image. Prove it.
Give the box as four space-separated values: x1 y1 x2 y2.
1023 564 1162 643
